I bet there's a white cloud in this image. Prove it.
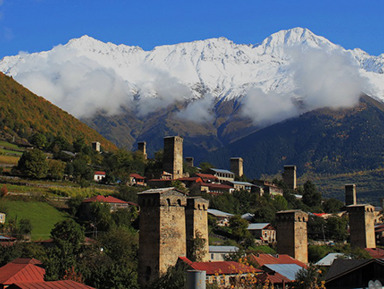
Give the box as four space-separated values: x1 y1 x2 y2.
8 41 366 126
135 70 192 117
15 46 133 118
241 47 365 125
289 47 364 110
175 93 215 123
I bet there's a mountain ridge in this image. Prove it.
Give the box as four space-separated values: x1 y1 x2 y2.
1 27 384 165
0 72 117 151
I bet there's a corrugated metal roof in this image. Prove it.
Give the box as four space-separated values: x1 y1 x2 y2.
247 223 270 230
82 195 127 204
210 168 234 175
179 257 261 275
249 253 307 268
209 246 239 253
263 264 302 281
241 213 255 221
207 209 233 218
229 181 255 186
0 258 45 284
8 280 95 288
315 253 346 266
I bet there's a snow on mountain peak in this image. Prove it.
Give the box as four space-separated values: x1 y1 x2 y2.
259 27 339 57
0 27 383 122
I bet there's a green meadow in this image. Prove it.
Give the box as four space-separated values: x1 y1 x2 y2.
0 199 69 240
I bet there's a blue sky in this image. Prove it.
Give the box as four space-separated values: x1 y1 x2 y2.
0 0 383 58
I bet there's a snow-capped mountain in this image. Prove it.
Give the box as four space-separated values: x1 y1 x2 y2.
1 27 384 121
1 27 384 154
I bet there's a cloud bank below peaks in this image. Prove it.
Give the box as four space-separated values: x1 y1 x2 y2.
15 46 132 118
241 47 366 125
175 94 215 124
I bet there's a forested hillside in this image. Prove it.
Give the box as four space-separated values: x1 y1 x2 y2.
0 72 116 151
206 95 384 177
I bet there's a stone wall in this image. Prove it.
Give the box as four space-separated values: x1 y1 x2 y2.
185 197 210 261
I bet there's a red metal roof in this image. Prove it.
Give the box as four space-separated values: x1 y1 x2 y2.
364 248 384 259
201 183 232 189
196 173 218 180
130 173 145 179
179 257 261 275
93 171 106 175
313 213 327 217
82 195 127 204
177 177 203 182
257 271 292 285
8 280 95 288
0 258 45 285
249 254 307 268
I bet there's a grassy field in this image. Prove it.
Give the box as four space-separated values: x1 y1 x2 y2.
0 148 23 156
0 155 20 165
0 199 69 240
0 141 23 151
298 168 384 206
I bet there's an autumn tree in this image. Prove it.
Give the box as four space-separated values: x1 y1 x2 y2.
16 148 48 179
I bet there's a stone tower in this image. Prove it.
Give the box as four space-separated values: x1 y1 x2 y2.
163 136 183 179
138 141 147 160
282 165 297 190
138 188 187 287
185 157 194 168
345 184 357 206
347 204 376 249
230 157 243 177
185 197 210 262
91 141 101 152
276 210 308 264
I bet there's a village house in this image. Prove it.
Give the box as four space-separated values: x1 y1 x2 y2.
253 180 283 197
248 253 307 269
178 256 262 287
0 258 45 288
325 258 384 289
207 209 233 227
177 176 203 188
208 168 235 183
200 182 233 194
247 223 276 244
81 195 131 212
0 258 94 289
129 173 146 186
227 180 256 192
93 171 106 182
195 173 219 183
146 178 174 188
248 253 307 288
209 245 239 261
0 212 5 224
